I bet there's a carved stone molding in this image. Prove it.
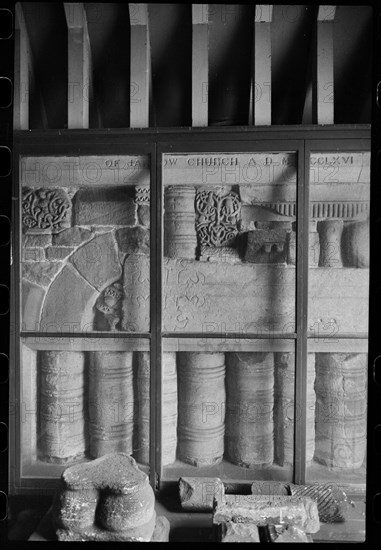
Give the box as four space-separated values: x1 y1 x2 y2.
22 187 71 232
135 185 150 205
195 187 241 248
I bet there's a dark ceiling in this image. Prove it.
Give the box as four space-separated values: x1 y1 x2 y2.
20 3 373 129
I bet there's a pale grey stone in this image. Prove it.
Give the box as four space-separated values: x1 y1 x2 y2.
45 246 74 261
23 262 62 287
115 226 150 255
52 227 93 246
24 234 52 248
179 477 224 512
73 187 136 226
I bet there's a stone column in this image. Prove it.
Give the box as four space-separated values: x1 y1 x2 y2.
317 220 343 267
134 351 150 465
88 352 134 458
306 353 316 465
314 353 367 469
225 352 274 468
162 353 178 466
164 186 197 259
177 352 225 466
273 353 294 467
38 351 85 463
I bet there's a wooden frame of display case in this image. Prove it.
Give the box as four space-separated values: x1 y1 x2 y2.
10 125 371 496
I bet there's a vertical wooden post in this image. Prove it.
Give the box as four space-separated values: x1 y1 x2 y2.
14 4 29 130
192 4 208 127
253 5 273 126
314 6 336 124
129 3 150 128
64 3 90 129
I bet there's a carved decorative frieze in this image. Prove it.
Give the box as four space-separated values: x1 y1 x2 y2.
94 282 123 331
195 187 241 248
135 185 150 205
22 187 71 232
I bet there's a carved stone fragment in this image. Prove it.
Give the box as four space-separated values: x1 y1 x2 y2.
342 218 369 268
225 353 274 468
134 351 150 465
52 453 158 542
164 185 197 258
218 522 260 542
317 220 343 267
72 187 137 226
88 352 134 458
199 245 240 263
177 352 225 466
94 282 123 331
38 351 85 463
115 226 150 255
245 229 288 264
135 185 150 227
22 187 71 232
273 352 295 467
195 187 241 248
288 483 349 523
213 495 320 534
314 353 367 469
122 255 150 332
179 477 224 512
52 227 92 246
162 352 178 465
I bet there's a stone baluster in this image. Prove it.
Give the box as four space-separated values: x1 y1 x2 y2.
317 220 343 267
38 351 85 463
225 352 274 468
273 352 294 467
164 185 197 259
162 353 178 465
314 353 367 469
88 352 134 458
306 353 316 465
286 221 320 267
134 351 150 464
177 352 225 466
342 218 369 268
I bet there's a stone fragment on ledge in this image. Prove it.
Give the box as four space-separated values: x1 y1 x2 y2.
179 477 224 512
199 245 240 263
245 228 288 264
218 521 260 542
288 483 349 523
52 453 165 542
213 495 320 534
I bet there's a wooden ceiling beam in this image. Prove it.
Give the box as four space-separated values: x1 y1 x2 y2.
314 6 336 124
129 3 150 128
192 4 208 127
251 5 273 126
64 3 91 129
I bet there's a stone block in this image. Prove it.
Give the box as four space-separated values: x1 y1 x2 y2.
213 495 320 533
288 483 349 523
122 255 150 332
342 219 369 268
22 187 72 232
24 233 52 248
45 246 74 261
22 280 46 331
162 353 178 465
179 477 224 512
40 264 99 332
219 522 260 542
150 516 170 542
317 220 343 267
245 229 288 264
70 233 122 291
137 204 150 227
94 282 123 331
23 262 62 288
115 226 150 255
23 248 45 262
52 453 156 542
52 227 93 246
73 187 136 226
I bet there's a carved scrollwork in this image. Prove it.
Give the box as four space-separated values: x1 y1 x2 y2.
195 188 241 247
22 187 71 231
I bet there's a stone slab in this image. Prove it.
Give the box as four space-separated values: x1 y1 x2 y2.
52 226 93 246
24 233 52 247
69 233 122 291
179 477 224 512
115 226 150 255
23 262 62 287
22 280 46 331
45 246 75 261
73 187 137 226
213 495 320 533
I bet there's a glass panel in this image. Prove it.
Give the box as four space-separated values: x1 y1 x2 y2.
162 152 297 335
20 155 151 333
20 338 150 477
161 338 295 482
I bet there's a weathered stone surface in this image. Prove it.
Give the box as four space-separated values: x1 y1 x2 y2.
24 233 52 247
45 246 75 261
245 229 288 264
52 227 92 246
38 351 85 463
342 219 369 268
317 220 343 267
23 247 45 262
94 282 123 331
115 226 150 255
178 352 225 466
164 186 197 259
53 453 156 542
273 352 294 467
195 187 241 247
88 352 134 458
219 521 260 542
288 483 349 523
122 254 150 332
40 264 99 332
22 280 46 331
251 481 289 496
23 262 62 287
73 187 137 226
213 495 320 533
134 351 150 465
162 353 178 465
199 245 240 263
70 233 122 291
150 516 170 542
272 524 310 542
137 205 150 227
179 477 224 512
226 353 274 468
162 259 295 333
22 187 72 232
314 353 367 470
306 354 316 465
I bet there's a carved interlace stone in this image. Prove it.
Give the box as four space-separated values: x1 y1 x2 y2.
22 187 71 231
195 188 241 247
